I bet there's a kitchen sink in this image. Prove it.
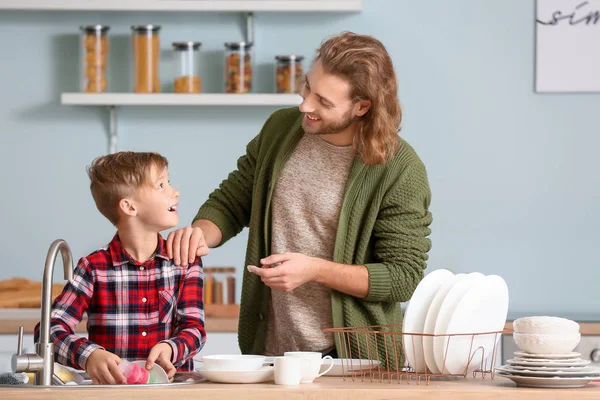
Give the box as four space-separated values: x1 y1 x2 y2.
0 368 205 388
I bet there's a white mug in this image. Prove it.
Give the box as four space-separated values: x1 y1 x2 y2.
283 351 334 383
274 356 311 386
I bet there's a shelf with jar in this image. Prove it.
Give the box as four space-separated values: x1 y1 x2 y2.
0 0 362 12
203 267 240 319
68 22 309 153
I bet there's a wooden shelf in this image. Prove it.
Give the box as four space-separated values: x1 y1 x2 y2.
0 0 362 12
61 93 303 107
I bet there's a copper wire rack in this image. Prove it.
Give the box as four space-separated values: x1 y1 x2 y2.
322 324 502 385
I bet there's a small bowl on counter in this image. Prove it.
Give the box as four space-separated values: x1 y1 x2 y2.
513 316 580 335
513 332 581 354
512 316 581 354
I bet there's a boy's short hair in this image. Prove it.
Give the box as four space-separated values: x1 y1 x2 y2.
87 151 168 226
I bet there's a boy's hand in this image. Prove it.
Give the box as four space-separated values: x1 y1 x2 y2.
86 349 127 385
147 343 176 379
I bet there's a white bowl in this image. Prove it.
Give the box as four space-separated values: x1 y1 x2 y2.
513 332 581 354
201 355 266 371
513 316 579 335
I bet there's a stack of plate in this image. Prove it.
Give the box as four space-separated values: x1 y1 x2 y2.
496 351 600 388
402 269 509 375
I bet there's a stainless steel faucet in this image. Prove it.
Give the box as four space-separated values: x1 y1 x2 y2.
12 239 74 386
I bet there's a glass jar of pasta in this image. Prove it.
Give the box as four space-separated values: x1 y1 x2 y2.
131 25 161 93
80 25 110 93
275 55 304 94
172 41 202 93
224 42 253 93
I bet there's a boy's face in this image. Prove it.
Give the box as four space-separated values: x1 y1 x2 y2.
132 165 180 232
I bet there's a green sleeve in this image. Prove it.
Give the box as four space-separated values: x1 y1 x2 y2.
193 117 270 246
363 161 433 303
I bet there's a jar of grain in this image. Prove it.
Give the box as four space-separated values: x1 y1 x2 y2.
80 25 110 93
224 42 253 93
131 25 161 93
275 55 304 93
172 41 202 94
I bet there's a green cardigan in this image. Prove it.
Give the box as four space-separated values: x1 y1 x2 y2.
194 107 432 357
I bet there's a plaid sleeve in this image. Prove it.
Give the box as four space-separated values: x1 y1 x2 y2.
162 258 205 367
35 257 103 370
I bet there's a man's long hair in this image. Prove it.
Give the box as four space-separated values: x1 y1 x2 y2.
313 32 402 165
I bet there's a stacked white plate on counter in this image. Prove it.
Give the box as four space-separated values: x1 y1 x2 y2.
402 269 509 375
496 316 600 388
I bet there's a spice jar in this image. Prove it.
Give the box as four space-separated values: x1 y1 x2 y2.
224 42 253 93
275 55 304 94
172 42 202 94
80 25 110 93
131 25 161 93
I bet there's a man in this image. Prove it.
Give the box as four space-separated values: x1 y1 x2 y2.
167 31 432 359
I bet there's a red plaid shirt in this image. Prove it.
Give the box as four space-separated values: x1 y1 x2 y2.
34 233 205 372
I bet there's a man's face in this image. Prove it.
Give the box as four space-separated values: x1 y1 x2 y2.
299 60 357 136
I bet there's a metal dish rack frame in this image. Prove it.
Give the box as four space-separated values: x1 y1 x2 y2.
323 324 502 385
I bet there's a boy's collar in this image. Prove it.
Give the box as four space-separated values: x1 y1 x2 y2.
109 233 170 267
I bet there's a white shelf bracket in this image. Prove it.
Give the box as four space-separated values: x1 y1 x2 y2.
244 12 254 44
108 105 118 154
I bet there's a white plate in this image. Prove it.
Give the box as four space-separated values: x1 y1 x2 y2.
197 366 274 384
75 360 169 385
435 275 508 375
131 360 169 384
507 358 591 368
495 371 599 388
514 351 581 359
496 365 600 377
503 364 592 372
432 272 487 374
422 274 465 374
319 359 381 376
402 269 454 373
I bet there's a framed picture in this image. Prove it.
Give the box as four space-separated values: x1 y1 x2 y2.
535 0 600 93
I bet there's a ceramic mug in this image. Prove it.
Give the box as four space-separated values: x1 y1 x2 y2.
283 351 334 383
274 356 311 386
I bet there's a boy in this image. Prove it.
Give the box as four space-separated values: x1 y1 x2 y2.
34 152 205 385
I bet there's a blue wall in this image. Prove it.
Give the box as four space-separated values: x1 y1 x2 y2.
1 0 599 319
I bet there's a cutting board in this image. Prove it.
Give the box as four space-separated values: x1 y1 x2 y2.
0 277 66 308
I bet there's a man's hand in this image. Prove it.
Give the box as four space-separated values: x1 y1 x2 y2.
85 349 126 385
146 343 176 379
166 226 209 267
247 252 320 292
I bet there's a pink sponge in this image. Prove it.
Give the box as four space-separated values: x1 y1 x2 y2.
119 361 149 385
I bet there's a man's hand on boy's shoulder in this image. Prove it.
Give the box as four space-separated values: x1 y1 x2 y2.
86 349 127 385
147 342 176 379
166 226 210 267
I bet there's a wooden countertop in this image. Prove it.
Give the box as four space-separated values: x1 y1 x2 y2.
2 377 599 399
0 309 238 334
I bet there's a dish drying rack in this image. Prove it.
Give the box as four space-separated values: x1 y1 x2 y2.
322 324 503 385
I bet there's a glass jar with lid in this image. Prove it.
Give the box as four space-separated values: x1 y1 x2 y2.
172 42 202 94
275 55 304 94
131 25 161 93
224 42 253 93
80 25 110 93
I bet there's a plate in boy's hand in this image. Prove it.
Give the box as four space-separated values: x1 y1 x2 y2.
131 360 169 384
